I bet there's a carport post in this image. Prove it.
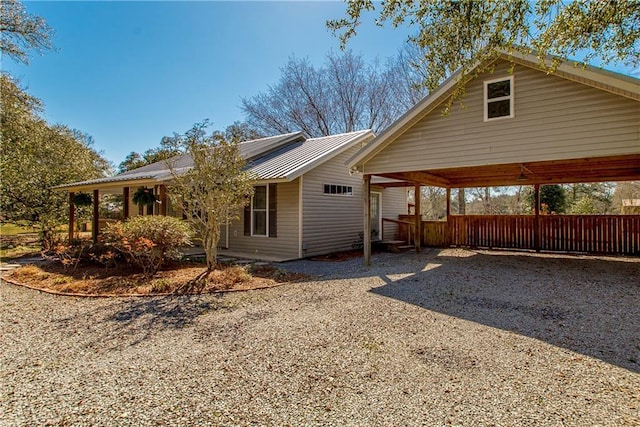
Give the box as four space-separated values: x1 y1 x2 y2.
363 174 371 266
414 183 421 253
123 187 130 219
534 184 540 252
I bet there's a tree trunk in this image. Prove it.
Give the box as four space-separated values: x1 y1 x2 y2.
202 226 220 272
457 188 466 215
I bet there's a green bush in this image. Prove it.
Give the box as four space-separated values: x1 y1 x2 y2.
103 216 192 277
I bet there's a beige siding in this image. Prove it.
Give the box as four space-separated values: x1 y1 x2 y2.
365 61 640 174
378 186 408 240
302 146 366 257
226 180 299 260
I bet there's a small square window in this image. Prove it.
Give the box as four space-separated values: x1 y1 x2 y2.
323 183 353 196
484 76 514 121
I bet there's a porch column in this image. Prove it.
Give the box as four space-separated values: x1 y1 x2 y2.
159 185 167 216
363 174 371 266
123 187 130 219
414 183 421 253
92 189 99 243
152 186 159 215
534 184 540 252
68 192 75 241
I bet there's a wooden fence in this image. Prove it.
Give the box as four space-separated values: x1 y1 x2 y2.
396 215 640 256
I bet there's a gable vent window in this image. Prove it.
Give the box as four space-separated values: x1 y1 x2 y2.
484 76 514 121
323 184 353 196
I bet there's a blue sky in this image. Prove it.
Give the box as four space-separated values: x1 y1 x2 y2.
6 1 412 167
6 1 637 169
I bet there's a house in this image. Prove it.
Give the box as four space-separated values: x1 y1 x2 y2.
57 130 408 261
346 51 640 263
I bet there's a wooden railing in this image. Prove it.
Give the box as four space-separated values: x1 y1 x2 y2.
382 217 415 244
449 215 640 255
396 214 640 256
538 215 640 254
449 215 535 250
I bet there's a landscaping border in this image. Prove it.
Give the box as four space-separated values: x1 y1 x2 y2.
0 274 292 298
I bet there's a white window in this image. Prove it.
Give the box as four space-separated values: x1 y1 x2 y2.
323 184 353 196
252 185 267 236
484 76 514 121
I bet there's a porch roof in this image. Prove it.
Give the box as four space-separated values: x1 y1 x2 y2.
372 155 640 188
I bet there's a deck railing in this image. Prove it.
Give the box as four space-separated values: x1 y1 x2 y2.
398 214 640 256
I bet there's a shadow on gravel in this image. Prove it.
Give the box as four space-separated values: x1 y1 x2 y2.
367 250 640 372
58 294 229 348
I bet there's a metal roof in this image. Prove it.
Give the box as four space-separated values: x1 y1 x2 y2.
248 130 373 180
56 130 372 190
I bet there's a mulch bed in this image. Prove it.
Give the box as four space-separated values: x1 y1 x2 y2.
5 260 308 297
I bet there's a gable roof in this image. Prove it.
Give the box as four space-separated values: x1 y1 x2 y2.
347 50 640 170
56 130 373 191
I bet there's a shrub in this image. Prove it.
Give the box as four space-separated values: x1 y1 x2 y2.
103 216 192 277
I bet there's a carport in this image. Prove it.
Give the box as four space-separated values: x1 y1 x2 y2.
348 52 640 264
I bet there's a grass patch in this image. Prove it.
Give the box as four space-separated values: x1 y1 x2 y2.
6 260 309 296
0 223 37 236
0 245 41 262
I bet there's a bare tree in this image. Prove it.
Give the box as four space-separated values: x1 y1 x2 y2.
242 50 424 137
0 0 53 65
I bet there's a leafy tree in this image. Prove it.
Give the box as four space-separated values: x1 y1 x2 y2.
566 183 613 214
242 50 421 137
0 74 110 245
166 121 254 275
525 185 567 214
329 1 639 111
0 0 53 65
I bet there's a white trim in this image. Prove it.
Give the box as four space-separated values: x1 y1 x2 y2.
250 184 269 237
484 75 514 122
298 176 303 259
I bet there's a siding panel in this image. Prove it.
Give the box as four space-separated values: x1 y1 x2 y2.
226 180 299 260
303 147 366 257
379 186 408 240
364 61 640 174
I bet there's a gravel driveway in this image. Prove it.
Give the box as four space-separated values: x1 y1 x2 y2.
2 248 639 426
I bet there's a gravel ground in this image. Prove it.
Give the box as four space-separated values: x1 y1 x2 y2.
1 248 639 426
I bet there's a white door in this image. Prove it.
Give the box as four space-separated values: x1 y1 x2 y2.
370 192 382 241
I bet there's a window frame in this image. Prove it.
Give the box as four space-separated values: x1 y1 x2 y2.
323 183 354 197
483 75 515 122
251 184 268 237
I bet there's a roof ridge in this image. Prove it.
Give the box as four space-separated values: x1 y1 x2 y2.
305 129 371 141
239 131 303 144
